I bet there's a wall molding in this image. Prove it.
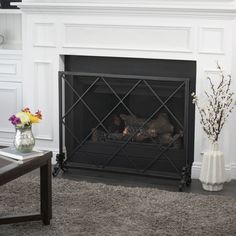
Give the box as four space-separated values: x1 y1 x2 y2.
0 61 17 75
199 27 225 54
0 82 22 134
17 2 236 18
33 23 56 48
63 23 193 53
34 61 54 141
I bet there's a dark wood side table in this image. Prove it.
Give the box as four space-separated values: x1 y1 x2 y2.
0 151 52 225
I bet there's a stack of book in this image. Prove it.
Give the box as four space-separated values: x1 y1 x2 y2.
0 146 43 162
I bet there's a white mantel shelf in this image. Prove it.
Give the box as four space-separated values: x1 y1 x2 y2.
17 2 236 18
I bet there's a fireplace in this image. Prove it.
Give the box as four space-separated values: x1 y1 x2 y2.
16 0 236 183
54 56 196 190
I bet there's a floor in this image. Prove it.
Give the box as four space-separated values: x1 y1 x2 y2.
1 147 235 197
62 167 236 197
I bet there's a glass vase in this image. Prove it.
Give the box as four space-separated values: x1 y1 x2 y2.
14 126 35 153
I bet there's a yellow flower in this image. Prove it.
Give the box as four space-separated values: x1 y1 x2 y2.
24 112 40 124
16 111 30 125
29 114 40 123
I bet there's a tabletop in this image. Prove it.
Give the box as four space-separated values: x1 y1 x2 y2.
0 151 52 186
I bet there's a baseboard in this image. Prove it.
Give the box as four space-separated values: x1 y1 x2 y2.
192 162 236 181
191 162 202 180
229 163 236 180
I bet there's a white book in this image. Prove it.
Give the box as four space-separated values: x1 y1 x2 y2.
0 147 43 161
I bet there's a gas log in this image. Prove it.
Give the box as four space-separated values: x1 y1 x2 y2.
91 113 183 148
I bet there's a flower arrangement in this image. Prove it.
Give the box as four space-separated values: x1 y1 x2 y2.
192 64 236 143
9 107 42 129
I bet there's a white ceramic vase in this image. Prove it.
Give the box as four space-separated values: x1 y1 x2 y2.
199 142 225 191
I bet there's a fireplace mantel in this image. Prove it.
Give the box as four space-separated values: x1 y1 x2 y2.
17 1 236 17
17 0 236 180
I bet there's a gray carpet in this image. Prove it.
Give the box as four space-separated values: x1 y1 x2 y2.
0 176 236 236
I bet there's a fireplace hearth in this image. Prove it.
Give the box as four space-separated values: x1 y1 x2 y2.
53 56 196 190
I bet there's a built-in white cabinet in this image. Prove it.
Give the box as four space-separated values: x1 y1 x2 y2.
0 81 22 145
0 9 22 146
0 9 22 50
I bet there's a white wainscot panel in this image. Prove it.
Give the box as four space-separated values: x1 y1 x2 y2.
34 23 56 48
63 24 193 53
199 27 225 54
0 59 21 78
203 69 222 91
34 61 53 140
0 82 22 134
204 69 222 79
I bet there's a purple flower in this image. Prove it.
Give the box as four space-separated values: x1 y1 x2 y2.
9 115 21 126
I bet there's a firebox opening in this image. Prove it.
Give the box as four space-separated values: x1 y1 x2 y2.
61 55 196 180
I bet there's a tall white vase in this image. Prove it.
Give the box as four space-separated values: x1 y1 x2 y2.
199 142 225 191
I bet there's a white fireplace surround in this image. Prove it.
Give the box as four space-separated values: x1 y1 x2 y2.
16 0 236 180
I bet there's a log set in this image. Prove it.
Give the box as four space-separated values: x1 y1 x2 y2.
91 113 183 148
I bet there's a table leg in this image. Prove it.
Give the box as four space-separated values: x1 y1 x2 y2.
40 159 52 225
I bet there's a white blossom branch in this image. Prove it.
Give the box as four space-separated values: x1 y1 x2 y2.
192 65 236 143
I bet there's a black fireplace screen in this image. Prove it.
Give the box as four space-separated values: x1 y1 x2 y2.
58 71 190 182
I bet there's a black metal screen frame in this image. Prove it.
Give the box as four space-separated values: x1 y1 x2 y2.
54 71 192 190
